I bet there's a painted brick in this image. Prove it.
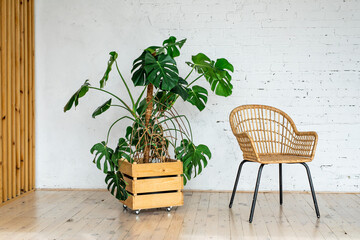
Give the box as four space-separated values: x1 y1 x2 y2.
35 0 360 192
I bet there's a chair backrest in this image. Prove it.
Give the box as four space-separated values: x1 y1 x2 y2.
229 105 298 155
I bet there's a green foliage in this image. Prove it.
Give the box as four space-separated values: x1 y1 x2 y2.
170 77 189 101
144 52 179 91
105 171 128 201
154 91 177 113
64 36 234 202
90 141 115 173
175 139 211 185
91 139 132 201
131 37 186 87
187 53 234 97
131 51 149 86
63 80 90 112
92 99 112 118
100 51 118 88
112 138 132 163
125 123 145 152
135 98 148 116
161 36 186 58
186 85 208 111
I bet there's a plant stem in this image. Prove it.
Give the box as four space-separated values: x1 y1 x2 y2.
89 86 135 117
184 65 195 81
106 116 135 144
115 61 135 107
110 105 129 111
134 87 147 111
143 83 154 163
187 73 204 87
158 114 193 141
162 128 191 140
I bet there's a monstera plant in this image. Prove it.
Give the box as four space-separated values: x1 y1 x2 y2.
64 36 234 201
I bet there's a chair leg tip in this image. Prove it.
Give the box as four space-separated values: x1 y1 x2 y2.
229 204 233 208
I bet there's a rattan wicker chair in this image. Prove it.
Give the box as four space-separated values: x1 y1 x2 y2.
229 105 320 223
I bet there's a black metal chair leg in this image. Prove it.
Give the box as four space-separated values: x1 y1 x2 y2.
229 160 248 208
301 162 320 218
279 163 283 205
249 164 265 223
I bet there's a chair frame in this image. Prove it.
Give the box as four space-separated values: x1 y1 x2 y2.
228 105 320 223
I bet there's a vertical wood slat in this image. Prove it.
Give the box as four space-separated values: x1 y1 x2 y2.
15 0 21 196
11 0 16 198
26 0 33 191
0 0 34 204
2 0 9 202
30 0 35 190
6 0 12 199
20 0 25 192
0 0 4 202
23 0 29 192
29 0 34 190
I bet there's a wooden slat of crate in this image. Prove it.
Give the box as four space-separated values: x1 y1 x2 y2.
120 193 133 210
136 176 182 193
121 192 184 210
134 161 182 177
119 161 133 177
125 176 182 194
119 160 183 178
123 175 133 193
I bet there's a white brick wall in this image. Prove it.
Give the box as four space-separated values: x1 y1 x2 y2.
36 0 360 192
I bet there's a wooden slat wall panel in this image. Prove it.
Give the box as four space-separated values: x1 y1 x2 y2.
0 0 34 204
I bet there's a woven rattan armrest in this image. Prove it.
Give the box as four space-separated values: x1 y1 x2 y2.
292 131 318 160
233 132 260 162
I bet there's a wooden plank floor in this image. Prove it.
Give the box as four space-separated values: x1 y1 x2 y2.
0 191 359 240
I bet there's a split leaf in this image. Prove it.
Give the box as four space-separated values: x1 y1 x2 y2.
187 53 234 97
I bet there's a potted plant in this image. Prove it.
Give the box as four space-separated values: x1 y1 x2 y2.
64 36 234 214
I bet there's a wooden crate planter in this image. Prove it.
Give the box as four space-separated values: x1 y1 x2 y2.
119 160 184 211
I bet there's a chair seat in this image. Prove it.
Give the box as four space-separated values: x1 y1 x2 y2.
255 154 312 164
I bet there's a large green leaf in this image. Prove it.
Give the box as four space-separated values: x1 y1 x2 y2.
100 51 118 88
131 51 150 87
187 53 234 97
105 171 128 201
90 141 114 173
175 139 211 185
92 98 112 118
144 52 179 91
112 138 132 163
131 37 185 87
170 77 189 101
63 80 90 112
160 36 186 58
186 85 208 111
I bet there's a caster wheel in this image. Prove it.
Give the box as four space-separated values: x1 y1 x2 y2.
123 205 127 209
166 206 172 212
135 209 141 215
